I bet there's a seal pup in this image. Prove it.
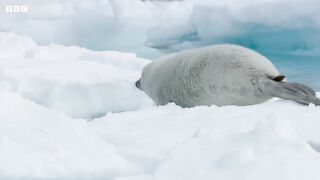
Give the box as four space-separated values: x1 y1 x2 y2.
136 44 320 107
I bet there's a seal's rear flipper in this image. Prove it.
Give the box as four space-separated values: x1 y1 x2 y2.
260 77 320 105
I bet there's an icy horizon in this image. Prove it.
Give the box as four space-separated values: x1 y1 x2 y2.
1 0 319 89
1 0 320 57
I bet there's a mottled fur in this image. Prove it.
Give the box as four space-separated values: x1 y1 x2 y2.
137 44 320 106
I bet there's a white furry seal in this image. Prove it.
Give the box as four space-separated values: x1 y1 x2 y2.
136 44 320 106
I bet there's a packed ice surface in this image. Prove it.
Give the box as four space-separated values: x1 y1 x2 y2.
0 32 320 179
93 102 320 180
0 92 141 179
0 32 153 119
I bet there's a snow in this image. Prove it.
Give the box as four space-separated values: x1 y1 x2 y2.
0 91 141 179
92 101 320 180
0 32 320 179
0 32 153 119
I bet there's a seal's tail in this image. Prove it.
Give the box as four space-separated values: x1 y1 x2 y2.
260 76 320 105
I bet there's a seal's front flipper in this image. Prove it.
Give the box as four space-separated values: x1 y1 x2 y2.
260 77 320 105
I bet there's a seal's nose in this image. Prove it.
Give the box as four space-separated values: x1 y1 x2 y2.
135 79 141 90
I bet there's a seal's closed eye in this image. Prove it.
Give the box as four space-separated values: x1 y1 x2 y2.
272 75 285 82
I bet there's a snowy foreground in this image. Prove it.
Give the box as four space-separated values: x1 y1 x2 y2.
1 33 320 179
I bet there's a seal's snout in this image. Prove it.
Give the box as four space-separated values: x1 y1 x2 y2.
135 79 142 90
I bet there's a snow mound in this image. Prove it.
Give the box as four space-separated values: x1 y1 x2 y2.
92 100 320 180
154 117 320 180
0 32 153 119
0 91 141 179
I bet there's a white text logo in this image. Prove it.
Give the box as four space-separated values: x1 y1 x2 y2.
5 5 28 13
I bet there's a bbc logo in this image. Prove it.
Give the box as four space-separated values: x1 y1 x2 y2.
5 5 28 13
